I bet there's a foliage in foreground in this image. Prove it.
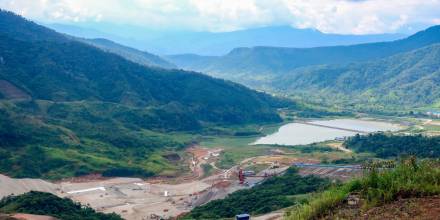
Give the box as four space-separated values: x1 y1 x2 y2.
0 191 122 220
286 159 440 220
184 168 331 219
344 133 440 158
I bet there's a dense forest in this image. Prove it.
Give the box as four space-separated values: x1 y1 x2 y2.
184 168 330 219
0 10 292 179
0 191 122 220
344 133 440 158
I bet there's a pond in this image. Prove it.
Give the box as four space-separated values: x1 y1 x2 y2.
253 119 401 146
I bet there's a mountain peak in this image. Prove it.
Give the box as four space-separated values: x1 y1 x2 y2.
0 9 65 42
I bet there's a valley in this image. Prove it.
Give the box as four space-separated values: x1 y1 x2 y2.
1 4 440 220
1 113 430 219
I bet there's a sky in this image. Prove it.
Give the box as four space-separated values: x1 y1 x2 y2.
1 0 440 34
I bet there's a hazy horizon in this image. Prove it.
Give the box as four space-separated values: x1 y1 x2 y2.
1 0 439 35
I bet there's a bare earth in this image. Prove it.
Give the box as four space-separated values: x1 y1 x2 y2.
323 196 440 220
0 147 248 220
0 174 58 198
0 146 361 220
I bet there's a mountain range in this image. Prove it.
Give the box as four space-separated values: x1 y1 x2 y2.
47 23 405 56
274 44 440 108
168 25 440 109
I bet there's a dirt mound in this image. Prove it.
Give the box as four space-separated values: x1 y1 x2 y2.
0 175 58 199
323 196 440 220
365 196 440 220
212 180 231 188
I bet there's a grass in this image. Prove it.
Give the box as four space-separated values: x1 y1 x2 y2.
198 127 277 169
285 158 440 220
199 123 355 169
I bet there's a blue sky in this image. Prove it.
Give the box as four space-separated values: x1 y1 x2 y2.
1 0 440 34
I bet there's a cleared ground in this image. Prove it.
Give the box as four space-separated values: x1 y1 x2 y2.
0 174 58 198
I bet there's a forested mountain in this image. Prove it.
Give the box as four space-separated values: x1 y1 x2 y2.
274 44 440 107
48 23 405 56
79 38 176 69
168 25 440 88
0 10 289 179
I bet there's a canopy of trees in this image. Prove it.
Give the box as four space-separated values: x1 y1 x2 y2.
0 191 122 220
344 133 440 158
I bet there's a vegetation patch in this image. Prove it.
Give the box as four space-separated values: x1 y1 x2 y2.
344 133 440 158
0 191 122 220
201 163 214 178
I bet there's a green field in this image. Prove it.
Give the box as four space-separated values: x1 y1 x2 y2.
199 123 355 169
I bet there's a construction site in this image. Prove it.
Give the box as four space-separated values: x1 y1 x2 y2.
0 145 363 220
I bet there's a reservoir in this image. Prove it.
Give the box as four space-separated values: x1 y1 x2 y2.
253 119 401 146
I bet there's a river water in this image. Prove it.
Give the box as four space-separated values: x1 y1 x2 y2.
253 119 401 146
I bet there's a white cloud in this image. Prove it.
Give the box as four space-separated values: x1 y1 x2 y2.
283 0 440 34
1 0 440 34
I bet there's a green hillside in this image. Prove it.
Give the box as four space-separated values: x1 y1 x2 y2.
168 26 440 109
0 10 290 179
274 44 440 109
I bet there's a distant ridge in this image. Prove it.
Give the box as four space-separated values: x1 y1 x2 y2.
47 23 405 55
79 38 176 69
273 43 440 107
167 25 440 90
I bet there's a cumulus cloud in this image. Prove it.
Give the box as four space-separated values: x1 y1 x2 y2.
283 0 440 34
1 0 440 33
